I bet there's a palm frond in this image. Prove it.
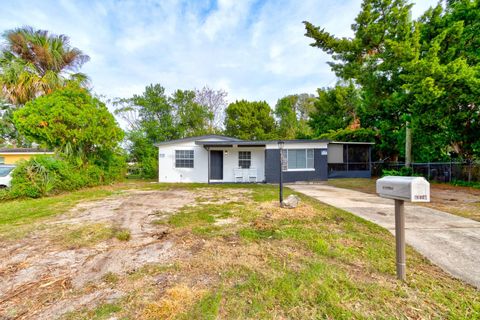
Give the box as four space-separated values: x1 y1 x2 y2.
0 26 90 105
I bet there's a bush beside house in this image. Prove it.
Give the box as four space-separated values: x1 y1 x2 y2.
0 85 126 199
2 155 125 199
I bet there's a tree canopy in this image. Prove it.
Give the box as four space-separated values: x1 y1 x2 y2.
224 100 276 140
304 0 480 161
309 82 362 137
13 85 123 161
274 93 314 139
0 26 89 106
114 83 215 177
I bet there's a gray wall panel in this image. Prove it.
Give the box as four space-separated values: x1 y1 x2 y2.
265 149 328 183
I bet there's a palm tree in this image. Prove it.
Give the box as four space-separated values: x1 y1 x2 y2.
0 26 90 105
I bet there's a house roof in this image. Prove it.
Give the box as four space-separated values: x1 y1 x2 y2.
154 135 242 147
155 135 375 148
330 141 375 145
195 139 331 147
0 147 53 153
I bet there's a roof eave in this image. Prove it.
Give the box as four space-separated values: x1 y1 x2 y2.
154 134 242 147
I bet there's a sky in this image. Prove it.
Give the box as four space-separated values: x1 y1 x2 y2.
0 0 439 108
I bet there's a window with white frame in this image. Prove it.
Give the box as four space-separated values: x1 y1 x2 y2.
238 151 251 168
286 149 314 170
175 150 194 168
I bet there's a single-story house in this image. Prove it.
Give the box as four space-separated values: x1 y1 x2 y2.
0 148 54 165
156 135 373 183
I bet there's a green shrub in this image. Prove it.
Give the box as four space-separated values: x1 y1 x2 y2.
318 127 376 142
139 156 158 179
6 154 126 199
382 167 416 177
450 180 480 189
9 157 58 198
114 229 131 241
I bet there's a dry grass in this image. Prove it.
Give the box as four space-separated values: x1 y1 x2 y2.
141 284 206 320
1 183 479 320
50 223 116 249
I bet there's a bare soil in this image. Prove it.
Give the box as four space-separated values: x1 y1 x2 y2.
425 183 480 221
0 189 200 319
1 185 478 319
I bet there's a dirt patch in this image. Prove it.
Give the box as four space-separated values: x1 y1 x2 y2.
214 217 239 226
0 189 198 320
258 200 318 220
424 184 480 221
194 187 252 205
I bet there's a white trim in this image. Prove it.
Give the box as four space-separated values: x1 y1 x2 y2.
285 148 314 170
174 149 194 168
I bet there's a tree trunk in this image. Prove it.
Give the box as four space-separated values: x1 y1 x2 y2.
405 121 412 168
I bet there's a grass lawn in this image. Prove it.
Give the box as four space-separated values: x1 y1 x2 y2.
1 182 479 319
328 178 480 222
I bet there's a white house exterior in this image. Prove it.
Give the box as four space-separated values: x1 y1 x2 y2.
156 135 373 183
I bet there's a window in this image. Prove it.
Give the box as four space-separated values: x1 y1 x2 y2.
286 149 314 170
0 156 4 164
0 166 13 177
175 150 194 168
238 151 251 168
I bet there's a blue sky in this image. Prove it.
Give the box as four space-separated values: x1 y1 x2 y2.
1 0 439 107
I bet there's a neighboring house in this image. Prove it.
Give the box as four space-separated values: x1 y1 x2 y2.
156 135 373 183
0 148 54 165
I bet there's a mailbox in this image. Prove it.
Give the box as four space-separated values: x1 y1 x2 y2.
376 176 430 202
376 175 431 281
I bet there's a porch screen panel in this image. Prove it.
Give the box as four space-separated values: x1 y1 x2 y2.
175 150 194 168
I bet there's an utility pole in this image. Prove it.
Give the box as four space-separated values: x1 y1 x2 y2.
405 120 412 168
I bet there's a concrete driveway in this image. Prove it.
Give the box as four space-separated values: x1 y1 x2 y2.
288 184 480 289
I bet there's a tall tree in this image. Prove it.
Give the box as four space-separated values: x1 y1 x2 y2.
275 93 314 139
114 84 175 178
402 0 480 161
171 89 213 138
13 85 123 162
115 84 215 178
0 26 89 105
0 27 89 147
305 0 421 161
309 83 362 137
194 86 228 131
224 100 276 140
305 0 480 162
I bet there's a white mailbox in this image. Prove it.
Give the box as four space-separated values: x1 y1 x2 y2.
376 176 430 202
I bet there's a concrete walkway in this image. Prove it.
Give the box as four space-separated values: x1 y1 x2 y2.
288 184 480 289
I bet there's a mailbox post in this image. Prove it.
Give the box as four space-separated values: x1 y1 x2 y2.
376 176 430 281
394 199 406 280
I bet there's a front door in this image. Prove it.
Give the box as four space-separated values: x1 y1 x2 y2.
210 150 223 180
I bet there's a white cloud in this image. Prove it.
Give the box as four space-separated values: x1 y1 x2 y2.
0 0 439 112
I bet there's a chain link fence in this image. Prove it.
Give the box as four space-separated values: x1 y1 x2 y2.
372 161 480 183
